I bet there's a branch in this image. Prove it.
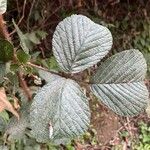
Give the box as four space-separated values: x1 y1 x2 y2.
27 62 62 76
18 72 32 101
9 0 27 36
27 62 91 86
0 15 11 41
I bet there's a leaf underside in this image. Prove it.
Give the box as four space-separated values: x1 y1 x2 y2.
5 104 30 141
0 0 7 14
52 14 112 73
30 75 90 144
38 69 60 83
12 20 29 54
91 50 149 116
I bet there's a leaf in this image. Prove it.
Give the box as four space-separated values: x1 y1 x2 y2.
36 30 47 39
12 20 29 54
38 69 60 83
0 39 14 62
142 52 150 76
0 63 6 82
52 14 112 73
0 88 19 119
17 50 31 64
25 32 41 45
90 50 149 116
25 30 47 45
0 0 7 14
0 110 9 121
0 117 7 132
30 76 90 144
45 57 60 71
0 146 8 150
4 104 30 141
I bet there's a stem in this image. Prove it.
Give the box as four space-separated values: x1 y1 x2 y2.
27 62 62 76
18 72 32 101
10 142 15 150
27 62 91 86
0 15 10 40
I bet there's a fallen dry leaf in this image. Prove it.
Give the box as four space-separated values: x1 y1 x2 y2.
0 87 19 120
13 97 20 110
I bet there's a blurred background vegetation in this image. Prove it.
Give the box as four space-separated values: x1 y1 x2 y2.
0 0 150 149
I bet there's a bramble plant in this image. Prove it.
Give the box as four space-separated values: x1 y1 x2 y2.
0 0 149 146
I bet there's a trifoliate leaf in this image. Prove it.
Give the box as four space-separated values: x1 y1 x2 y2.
52 14 112 73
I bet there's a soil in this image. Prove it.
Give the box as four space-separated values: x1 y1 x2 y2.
91 102 120 145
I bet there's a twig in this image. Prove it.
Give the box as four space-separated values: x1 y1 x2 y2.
126 117 133 137
27 62 91 85
15 0 20 17
39 47 46 58
27 0 36 32
27 62 62 76
18 72 32 101
9 0 27 36
0 15 11 41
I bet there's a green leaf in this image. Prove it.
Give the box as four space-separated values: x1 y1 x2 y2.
45 57 60 71
22 30 47 51
91 50 149 116
0 117 7 132
0 63 6 83
17 50 31 64
36 30 47 39
12 20 29 54
0 0 7 14
25 30 47 45
0 39 13 62
30 76 90 144
0 110 9 121
52 14 112 73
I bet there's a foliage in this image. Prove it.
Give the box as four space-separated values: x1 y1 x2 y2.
0 0 149 149
133 122 150 150
134 21 150 53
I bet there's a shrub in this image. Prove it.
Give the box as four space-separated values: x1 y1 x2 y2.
0 0 149 146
